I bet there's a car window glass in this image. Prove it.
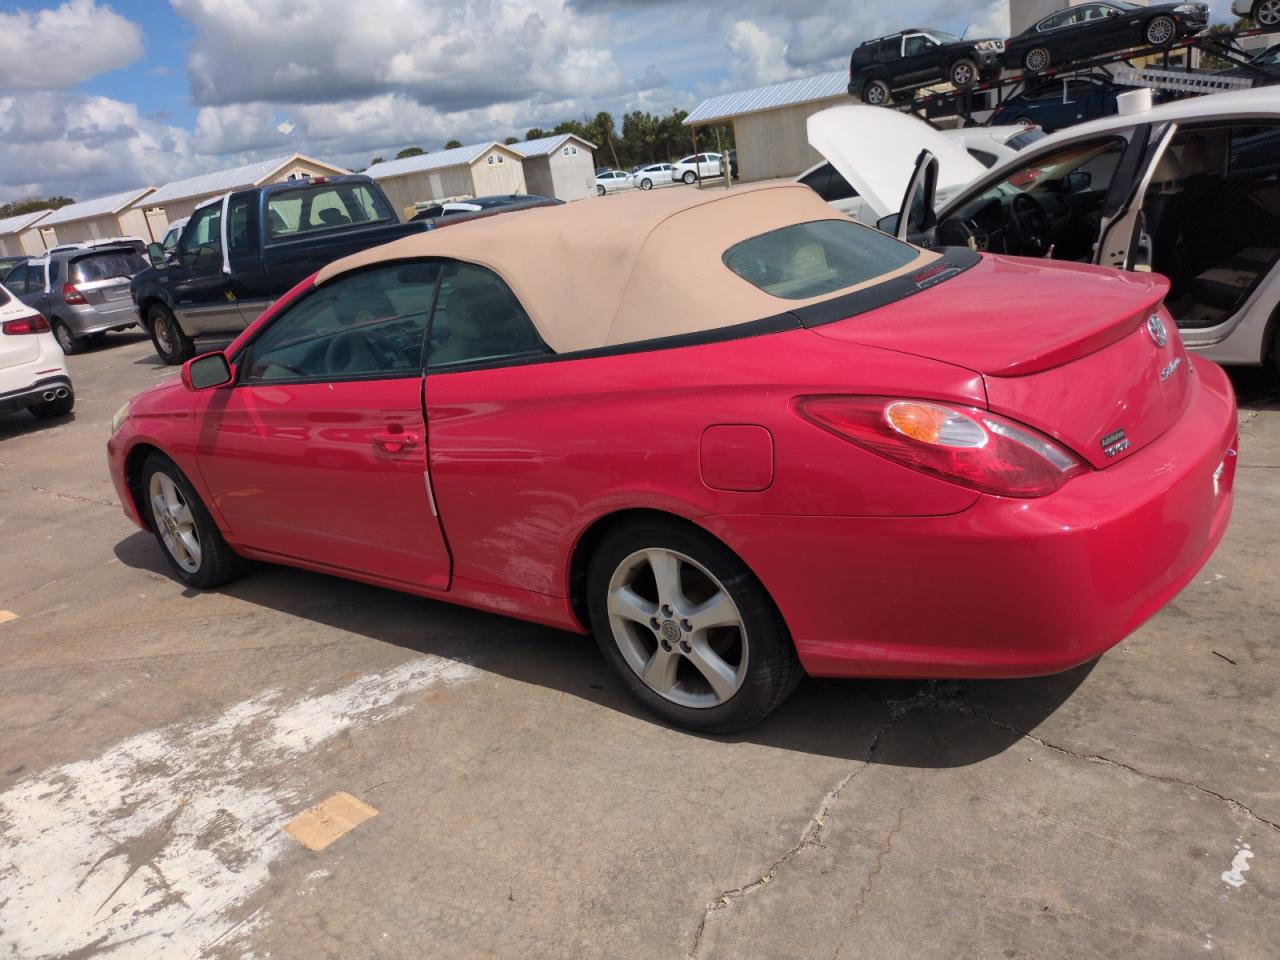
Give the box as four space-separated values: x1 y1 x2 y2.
244 262 440 383
724 219 919 300
903 35 931 56
47 260 60 285
878 38 898 60
70 251 147 283
8 264 30 293
1228 124 1280 177
227 197 251 254
968 148 999 168
181 205 222 262
427 262 551 369
267 183 393 238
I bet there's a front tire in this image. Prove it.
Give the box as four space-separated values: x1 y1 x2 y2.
141 453 249 589
587 518 802 733
596 184 606 196
148 304 195 365
51 319 82 355
1024 46 1051 73
1256 0 1280 27
1145 15 1176 46
861 78 891 105
950 57 978 88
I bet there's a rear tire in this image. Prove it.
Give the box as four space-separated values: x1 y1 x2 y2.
950 57 979 88
1014 115 1036 128
586 517 802 733
1256 0 1280 27
51 319 82 355
640 177 653 190
29 391 74 419
1024 46 1051 73
141 453 249 589
1145 15 1176 46
148 304 195 365
681 170 697 184
861 78 891 105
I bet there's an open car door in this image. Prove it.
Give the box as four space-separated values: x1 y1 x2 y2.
1094 123 1178 271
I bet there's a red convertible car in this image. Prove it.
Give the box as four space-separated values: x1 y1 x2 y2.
107 183 1237 731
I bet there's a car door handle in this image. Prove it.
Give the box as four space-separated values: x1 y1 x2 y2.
373 431 419 453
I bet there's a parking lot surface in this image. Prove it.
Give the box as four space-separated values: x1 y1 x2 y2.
0 333 1276 959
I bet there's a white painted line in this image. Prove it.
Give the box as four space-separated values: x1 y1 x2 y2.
0 656 477 957
1221 843 1254 888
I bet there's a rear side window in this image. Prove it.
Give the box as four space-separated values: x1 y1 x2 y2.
267 183 393 238
799 163 858 202
428 262 550 369
70 251 148 284
723 220 919 300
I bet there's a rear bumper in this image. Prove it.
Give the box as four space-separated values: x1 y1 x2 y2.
63 303 139 336
703 357 1238 679
0 375 73 414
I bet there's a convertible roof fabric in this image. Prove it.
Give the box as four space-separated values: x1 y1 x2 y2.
316 181 937 354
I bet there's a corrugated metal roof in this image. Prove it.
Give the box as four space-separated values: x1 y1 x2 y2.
508 133 597 158
0 209 52 236
146 155 294 205
365 142 506 179
39 187 155 226
684 70 849 125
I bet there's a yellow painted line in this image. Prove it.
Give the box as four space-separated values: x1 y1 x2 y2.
283 792 378 851
0 610 18 625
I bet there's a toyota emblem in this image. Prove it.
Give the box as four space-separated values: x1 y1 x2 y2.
1146 313 1168 348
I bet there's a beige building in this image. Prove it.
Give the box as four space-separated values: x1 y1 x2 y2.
139 153 349 239
683 71 849 182
366 142 527 216
509 134 597 200
36 187 155 247
0 210 52 257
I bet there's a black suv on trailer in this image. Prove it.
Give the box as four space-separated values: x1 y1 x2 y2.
848 29 1005 105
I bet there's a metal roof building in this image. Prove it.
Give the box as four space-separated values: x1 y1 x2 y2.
0 209 53 258
139 153 350 236
684 70 850 182
366 141 528 217
36 187 155 247
509 134 597 201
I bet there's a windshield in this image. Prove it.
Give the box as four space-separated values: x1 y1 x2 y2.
724 219 920 300
70 250 148 283
929 31 962 43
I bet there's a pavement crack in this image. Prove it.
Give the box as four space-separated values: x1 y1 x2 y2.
686 683 948 958
959 704 1280 833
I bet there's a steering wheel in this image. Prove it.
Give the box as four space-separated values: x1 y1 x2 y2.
323 329 400 375
1008 193 1052 257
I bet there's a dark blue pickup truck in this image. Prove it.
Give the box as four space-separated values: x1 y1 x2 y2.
132 175 427 363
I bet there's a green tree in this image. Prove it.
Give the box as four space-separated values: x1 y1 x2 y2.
444 139 462 149
525 128 548 140
395 146 425 159
0 195 75 218
504 136 519 145
369 156 384 165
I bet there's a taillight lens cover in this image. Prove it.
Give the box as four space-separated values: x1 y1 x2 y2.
62 282 87 305
1 313 51 336
798 396 1087 498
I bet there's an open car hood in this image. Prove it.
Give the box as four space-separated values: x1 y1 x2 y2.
807 106 985 220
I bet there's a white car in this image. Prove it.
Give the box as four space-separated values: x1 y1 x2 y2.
671 153 725 184
797 124 1046 223
633 163 676 190
595 170 636 195
809 89 1280 369
0 282 73 421
1232 0 1279 28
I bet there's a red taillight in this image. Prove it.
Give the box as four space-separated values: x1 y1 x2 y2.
62 282 87 305
798 397 1087 498
1 313 51 336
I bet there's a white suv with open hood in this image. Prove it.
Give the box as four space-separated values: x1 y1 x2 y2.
808 89 1280 369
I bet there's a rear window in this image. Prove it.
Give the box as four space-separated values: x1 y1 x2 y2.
267 183 394 239
70 251 148 283
723 220 919 300
1006 128 1047 151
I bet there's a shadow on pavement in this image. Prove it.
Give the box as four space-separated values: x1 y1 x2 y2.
114 530 1093 768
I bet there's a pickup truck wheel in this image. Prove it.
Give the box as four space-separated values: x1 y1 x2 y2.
950 57 978 88
51 319 82 355
149 304 195 365
861 78 891 106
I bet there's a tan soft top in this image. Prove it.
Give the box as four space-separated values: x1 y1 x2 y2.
317 181 937 354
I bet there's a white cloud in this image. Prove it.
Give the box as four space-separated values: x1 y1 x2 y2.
727 20 807 87
0 0 144 91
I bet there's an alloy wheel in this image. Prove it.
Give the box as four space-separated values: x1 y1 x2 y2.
606 548 749 709
149 471 202 574
1146 16 1175 45
1025 47 1050 72
1257 0 1280 26
54 322 74 353
864 82 888 105
952 63 974 86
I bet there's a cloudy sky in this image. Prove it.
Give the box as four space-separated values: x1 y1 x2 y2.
0 0 1236 204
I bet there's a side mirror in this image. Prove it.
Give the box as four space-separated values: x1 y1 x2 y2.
182 351 235 391
1064 170 1092 192
876 213 901 235
147 242 167 267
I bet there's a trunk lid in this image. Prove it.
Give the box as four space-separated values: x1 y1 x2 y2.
808 255 1193 468
807 105 985 220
